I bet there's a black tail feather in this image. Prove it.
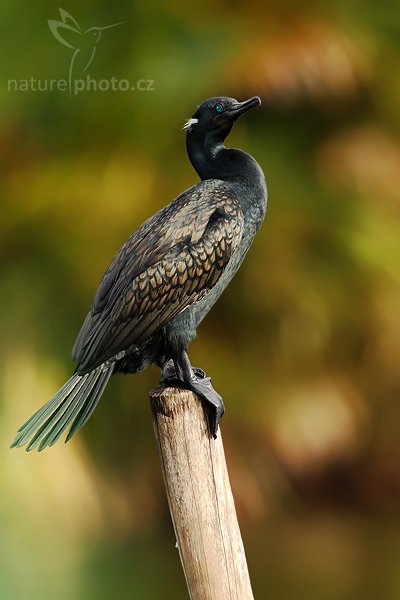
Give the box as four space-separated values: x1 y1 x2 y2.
65 366 113 442
10 362 114 452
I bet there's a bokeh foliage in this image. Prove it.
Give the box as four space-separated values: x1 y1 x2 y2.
1 1 400 598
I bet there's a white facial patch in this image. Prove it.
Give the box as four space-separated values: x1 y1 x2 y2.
183 117 199 131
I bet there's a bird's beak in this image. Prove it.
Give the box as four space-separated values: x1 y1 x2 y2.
98 21 125 31
226 96 261 120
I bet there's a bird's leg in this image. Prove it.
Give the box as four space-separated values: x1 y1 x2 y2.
160 358 177 383
171 350 224 439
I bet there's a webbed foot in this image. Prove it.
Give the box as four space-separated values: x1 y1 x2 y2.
161 359 205 384
160 353 224 438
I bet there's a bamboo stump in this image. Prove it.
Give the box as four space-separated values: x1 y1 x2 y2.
150 386 254 600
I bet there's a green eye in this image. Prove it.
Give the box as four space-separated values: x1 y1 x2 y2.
215 103 223 113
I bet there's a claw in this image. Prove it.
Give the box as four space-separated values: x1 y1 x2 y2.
192 367 206 379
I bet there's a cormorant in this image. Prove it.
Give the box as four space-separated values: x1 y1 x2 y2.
11 95 267 451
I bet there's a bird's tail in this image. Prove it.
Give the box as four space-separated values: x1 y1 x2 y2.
10 362 114 452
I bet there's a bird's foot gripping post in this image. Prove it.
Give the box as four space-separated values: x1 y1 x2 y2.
160 354 225 438
149 386 254 600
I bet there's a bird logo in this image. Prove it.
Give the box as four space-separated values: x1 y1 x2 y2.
48 8 124 97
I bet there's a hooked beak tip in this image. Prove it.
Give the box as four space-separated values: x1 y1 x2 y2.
227 96 262 119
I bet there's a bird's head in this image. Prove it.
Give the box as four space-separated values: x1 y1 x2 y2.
184 96 261 142
86 28 102 44
85 22 124 45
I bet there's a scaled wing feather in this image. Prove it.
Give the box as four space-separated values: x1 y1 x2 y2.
73 181 243 372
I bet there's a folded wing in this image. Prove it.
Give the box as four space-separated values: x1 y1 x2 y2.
73 182 243 372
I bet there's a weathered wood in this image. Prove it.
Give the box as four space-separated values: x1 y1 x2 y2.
150 386 254 600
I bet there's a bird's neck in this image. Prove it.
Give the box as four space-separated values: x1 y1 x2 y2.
186 131 260 184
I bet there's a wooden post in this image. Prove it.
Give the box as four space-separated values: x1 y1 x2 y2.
150 386 254 600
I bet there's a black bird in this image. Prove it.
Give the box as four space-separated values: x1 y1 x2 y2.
11 95 267 451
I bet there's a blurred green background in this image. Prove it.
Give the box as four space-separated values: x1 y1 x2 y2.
1 1 400 598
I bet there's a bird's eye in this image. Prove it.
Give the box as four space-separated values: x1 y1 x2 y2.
215 103 223 113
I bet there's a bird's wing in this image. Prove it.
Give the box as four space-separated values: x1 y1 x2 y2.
72 181 243 372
